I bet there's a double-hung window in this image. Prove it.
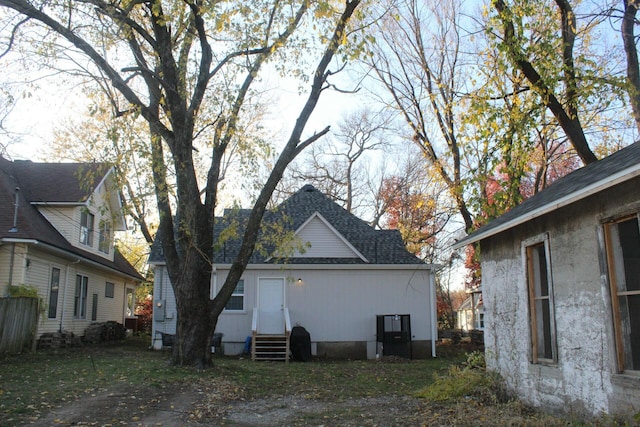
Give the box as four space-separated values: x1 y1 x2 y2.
525 236 557 364
604 215 640 372
105 282 115 298
98 220 111 253
74 274 89 319
80 211 95 246
48 267 61 319
224 280 244 311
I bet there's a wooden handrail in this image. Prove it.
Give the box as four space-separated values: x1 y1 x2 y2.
284 307 292 335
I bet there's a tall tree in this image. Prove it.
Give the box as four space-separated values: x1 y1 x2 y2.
491 0 599 164
0 0 361 367
366 0 475 232
622 0 640 133
280 107 390 214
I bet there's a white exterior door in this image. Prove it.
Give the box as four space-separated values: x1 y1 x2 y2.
257 278 285 334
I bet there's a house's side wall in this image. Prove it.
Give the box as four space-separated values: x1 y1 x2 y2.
210 266 433 359
0 243 29 294
481 177 640 417
39 206 77 244
0 244 132 338
150 265 177 350
38 182 116 261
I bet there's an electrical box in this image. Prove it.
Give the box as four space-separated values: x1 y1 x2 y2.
154 300 166 322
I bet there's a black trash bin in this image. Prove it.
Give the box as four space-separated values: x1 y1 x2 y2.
290 326 312 362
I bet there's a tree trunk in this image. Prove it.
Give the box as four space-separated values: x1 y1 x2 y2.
492 0 597 165
622 0 640 134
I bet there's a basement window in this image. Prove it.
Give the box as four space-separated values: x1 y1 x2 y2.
604 215 640 373
524 235 557 364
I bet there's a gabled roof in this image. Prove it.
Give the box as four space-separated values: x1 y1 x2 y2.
149 185 425 266
452 141 640 250
10 159 109 204
0 156 143 281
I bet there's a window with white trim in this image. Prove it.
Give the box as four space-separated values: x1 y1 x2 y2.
525 236 557 364
98 220 111 253
48 267 61 319
105 282 114 298
74 274 89 319
80 211 95 246
91 293 98 321
225 280 244 311
604 214 640 372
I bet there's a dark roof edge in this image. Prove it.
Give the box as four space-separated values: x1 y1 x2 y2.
204 262 440 271
451 160 640 250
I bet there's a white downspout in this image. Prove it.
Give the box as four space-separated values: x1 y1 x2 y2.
430 271 438 358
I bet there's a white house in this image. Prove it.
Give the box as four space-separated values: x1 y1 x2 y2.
456 292 484 332
149 185 438 360
0 157 143 344
452 141 640 418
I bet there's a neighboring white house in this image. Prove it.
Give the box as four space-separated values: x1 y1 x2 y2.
452 141 640 418
149 185 438 360
0 157 144 341
456 292 484 332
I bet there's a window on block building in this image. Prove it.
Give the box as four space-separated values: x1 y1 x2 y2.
604 215 640 372
525 236 557 364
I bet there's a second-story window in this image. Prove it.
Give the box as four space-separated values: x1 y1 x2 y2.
98 220 111 253
80 211 95 246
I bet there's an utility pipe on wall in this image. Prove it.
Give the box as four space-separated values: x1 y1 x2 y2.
429 271 438 358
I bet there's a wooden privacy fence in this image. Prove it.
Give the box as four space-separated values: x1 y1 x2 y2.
0 297 39 354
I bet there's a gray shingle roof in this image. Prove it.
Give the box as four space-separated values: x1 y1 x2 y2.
149 184 424 265
0 156 143 281
452 141 640 249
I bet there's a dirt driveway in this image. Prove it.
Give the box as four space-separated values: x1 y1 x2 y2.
25 381 428 426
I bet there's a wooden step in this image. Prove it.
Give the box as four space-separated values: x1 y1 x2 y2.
252 334 289 362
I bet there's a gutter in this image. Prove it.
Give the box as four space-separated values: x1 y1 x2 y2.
1 238 142 282
430 272 437 358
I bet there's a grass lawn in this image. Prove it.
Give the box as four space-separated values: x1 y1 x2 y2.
0 335 599 426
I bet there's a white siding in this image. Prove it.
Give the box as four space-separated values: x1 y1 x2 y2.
1 244 133 338
209 266 433 357
293 216 360 259
39 206 77 243
38 183 116 262
151 266 177 349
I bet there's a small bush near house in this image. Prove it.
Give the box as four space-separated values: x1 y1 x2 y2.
6 284 46 317
135 296 153 333
417 351 509 405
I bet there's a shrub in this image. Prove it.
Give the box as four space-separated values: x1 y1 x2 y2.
7 284 46 318
417 351 509 405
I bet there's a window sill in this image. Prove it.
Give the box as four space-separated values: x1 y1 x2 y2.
531 359 558 367
611 372 640 388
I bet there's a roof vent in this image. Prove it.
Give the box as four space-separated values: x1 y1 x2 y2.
8 187 19 233
302 184 316 192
